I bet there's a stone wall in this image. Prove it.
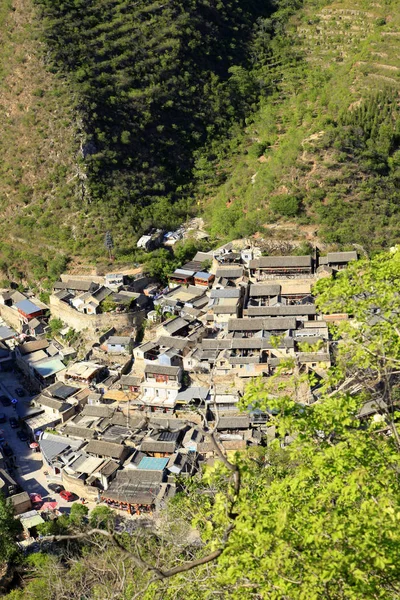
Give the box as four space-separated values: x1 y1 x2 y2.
0 304 22 332
62 471 100 501
49 295 145 338
60 274 104 285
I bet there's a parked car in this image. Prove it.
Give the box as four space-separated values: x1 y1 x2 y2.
2 444 13 457
59 490 75 502
9 417 19 429
48 483 64 494
15 387 25 397
0 413 6 424
0 435 5 444
17 430 29 442
0 395 11 407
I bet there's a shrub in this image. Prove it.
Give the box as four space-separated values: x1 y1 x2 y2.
269 195 301 217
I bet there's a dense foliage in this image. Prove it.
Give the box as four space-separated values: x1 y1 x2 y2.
33 0 270 236
0 494 21 567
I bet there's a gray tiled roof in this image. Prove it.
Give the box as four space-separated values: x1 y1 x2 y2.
120 374 143 387
85 440 129 460
107 336 131 345
246 305 315 317
249 255 312 269
216 415 250 429
228 317 297 331
145 364 181 376
36 395 72 412
105 470 164 504
157 336 189 350
141 440 176 453
19 339 49 355
210 288 241 299
327 251 358 263
249 284 281 297
161 317 189 334
82 405 114 418
297 352 330 363
63 425 96 440
214 267 244 278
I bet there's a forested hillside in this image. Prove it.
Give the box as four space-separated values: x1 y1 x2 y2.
0 0 400 283
206 0 400 249
0 0 82 283
33 0 269 239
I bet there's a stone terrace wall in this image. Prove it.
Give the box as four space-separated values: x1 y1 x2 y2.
0 304 22 331
62 470 100 501
49 295 145 337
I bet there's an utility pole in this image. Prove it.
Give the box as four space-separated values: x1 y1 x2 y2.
104 230 114 261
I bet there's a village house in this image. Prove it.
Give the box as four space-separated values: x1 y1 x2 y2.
213 266 245 288
32 394 76 423
136 229 163 252
119 374 143 393
318 251 358 271
133 336 190 373
25 317 49 339
140 429 184 457
53 279 99 295
154 285 208 316
104 273 125 290
15 299 45 325
15 339 67 391
245 304 316 320
63 361 108 386
104 336 133 354
193 271 215 287
135 364 183 413
169 258 209 287
227 316 297 337
246 283 282 307
208 287 244 329
101 466 174 515
249 255 313 280
156 315 204 340
278 280 313 301
84 439 131 463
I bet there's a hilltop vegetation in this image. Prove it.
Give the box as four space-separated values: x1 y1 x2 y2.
205 0 400 250
33 0 269 240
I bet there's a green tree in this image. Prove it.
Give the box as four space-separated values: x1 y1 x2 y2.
89 506 115 530
48 318 63 337
69 503 89 526
0 494 21 566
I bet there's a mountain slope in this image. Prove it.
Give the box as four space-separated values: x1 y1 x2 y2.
33 0 269 239
205 0 400 251
0 0 83 282
1 0 399 284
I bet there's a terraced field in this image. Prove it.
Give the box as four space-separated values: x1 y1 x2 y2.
206 0 400 251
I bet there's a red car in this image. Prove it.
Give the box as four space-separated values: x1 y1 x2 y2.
59 490 74 502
